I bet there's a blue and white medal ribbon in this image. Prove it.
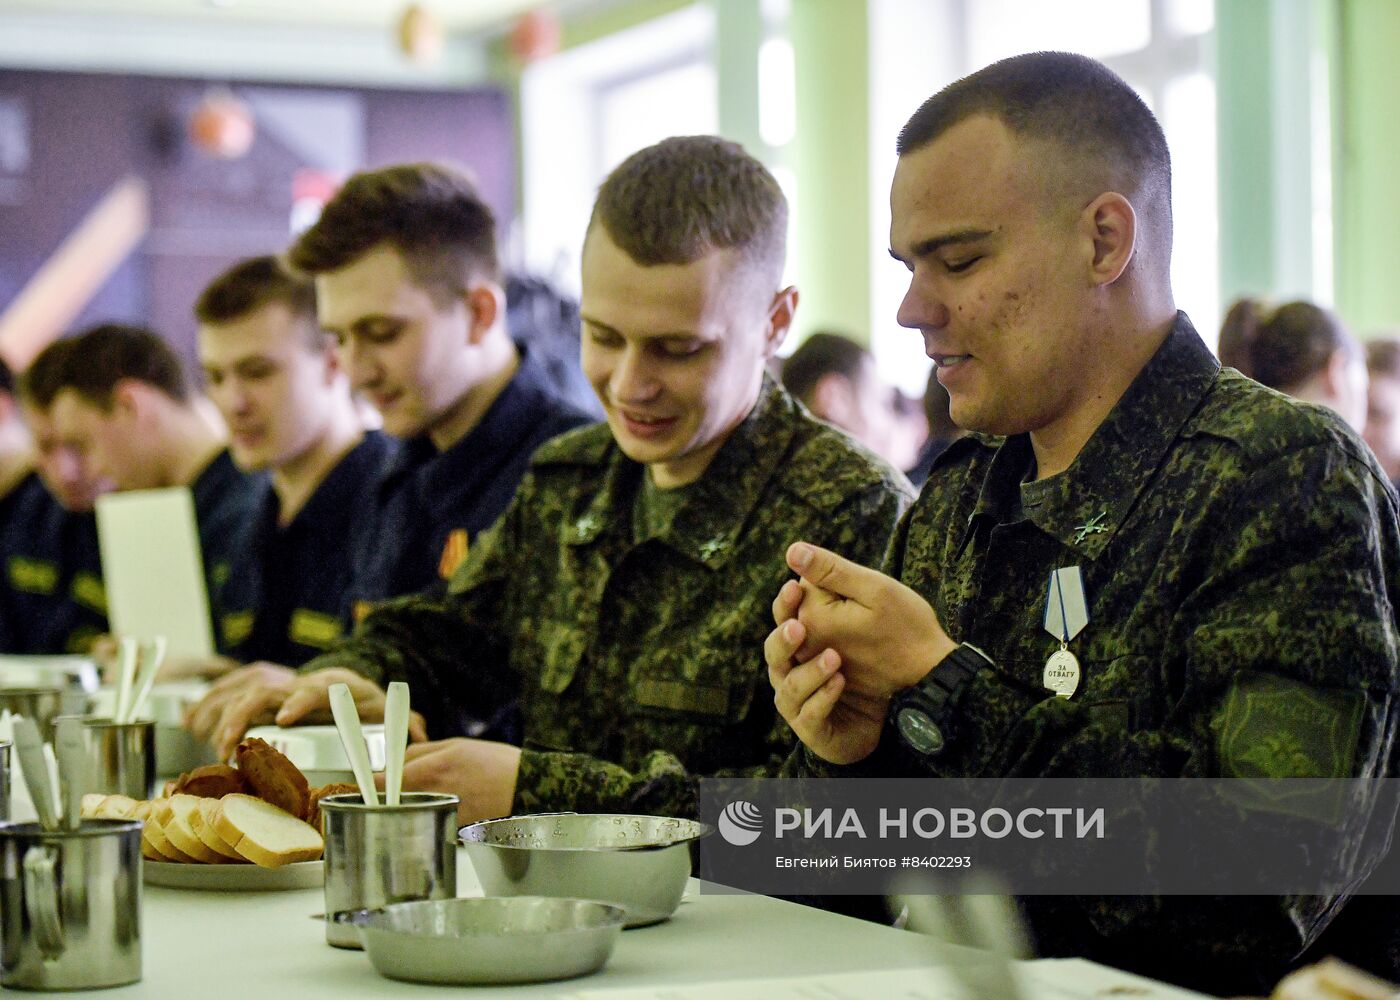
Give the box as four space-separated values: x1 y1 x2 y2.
1042 567 1088 698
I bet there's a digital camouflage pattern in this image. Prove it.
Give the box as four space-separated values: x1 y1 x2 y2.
308 378 914 817
792 315 1400 994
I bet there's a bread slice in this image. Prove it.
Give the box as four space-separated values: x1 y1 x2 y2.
143 801 199 863
235 738 311 820
170 764 247 799
190 797 246 861
213 794 323 868
162 796 227 863
305 782 360 830
94 794 139 820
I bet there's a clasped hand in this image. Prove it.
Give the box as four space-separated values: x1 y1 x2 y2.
764 542 953 765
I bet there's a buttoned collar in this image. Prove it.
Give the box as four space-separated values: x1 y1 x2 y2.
565 376 799 569
264 430 391 543
381 348 559 519
964 313 1220 559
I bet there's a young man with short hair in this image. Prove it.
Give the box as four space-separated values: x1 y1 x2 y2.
186 163 594 742
5 345 113 654
765 52 1400 993
0 356 106 653
196 255 392 667
32 323 264 652
195 137 914 822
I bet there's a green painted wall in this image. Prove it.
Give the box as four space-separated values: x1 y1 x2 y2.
1215 0 1322 319
1335 0 1400 332
789 0 871 345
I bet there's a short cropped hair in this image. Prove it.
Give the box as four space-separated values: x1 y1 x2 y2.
1366 337 1400 381
195 256 319 343
782 333 870 405
288 162 499 306
590 136 787 290
24 324 189 409
1218 298 1357 392
898 52 1172 263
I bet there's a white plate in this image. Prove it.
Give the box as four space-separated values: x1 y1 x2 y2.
143 858 323 892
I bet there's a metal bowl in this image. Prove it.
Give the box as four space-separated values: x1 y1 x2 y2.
346 896 625 985
460 813 712 927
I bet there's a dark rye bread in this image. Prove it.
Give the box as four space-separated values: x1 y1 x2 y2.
169 764 248 799
305 782 360 830
234 738 311 820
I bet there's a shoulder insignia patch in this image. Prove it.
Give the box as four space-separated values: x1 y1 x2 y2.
438 528 469 580
289 609 342 650
8 556 58 595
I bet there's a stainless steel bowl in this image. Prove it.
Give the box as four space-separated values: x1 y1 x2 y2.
460 813 712 927
345 896 625 985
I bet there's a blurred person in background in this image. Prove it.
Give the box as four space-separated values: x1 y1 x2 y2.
505 272 603 419
1363 337 1400 487
27 323 263 653
1218 298 1368 432
196 256 393 669
187 162 594 749
0 355 104 653
781 331 909 468
0 347 111 653
905 366 964 488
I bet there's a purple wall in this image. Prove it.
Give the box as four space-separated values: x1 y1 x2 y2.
0 69 515 376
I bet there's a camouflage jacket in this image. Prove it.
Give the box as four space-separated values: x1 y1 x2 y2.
793 315 1400 994
311 378 913 818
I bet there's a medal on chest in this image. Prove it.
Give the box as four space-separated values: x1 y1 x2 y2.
1042 566 1088 698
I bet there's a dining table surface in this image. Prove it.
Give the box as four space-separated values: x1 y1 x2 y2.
9 846 1215 1000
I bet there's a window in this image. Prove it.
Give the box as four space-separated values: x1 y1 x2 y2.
518 5 716 295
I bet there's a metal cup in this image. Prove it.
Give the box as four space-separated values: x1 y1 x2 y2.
0 818 143 990
0 741 10 822
320 791 459 949
0 686 89 740
80 718 156 798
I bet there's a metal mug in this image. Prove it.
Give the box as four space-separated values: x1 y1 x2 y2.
0 818 142 990
320 791 459 949
80 718 156 799
0 741 10 822
0 686 89 740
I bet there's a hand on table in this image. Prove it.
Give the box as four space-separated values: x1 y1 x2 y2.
382 738 521 826
184 664 426 761
764 542 955 766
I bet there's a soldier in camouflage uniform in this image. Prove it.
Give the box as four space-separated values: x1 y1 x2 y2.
228 137 913 822
765 53 1400 994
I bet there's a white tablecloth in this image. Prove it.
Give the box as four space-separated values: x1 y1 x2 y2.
13 849 1212 999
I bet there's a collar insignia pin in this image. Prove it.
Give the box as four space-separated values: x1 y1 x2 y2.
698 538 726 560
1073 512 1108 544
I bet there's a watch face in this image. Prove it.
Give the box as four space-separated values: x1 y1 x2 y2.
896 706 945 756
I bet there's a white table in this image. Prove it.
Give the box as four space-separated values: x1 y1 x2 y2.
26 851 1210 999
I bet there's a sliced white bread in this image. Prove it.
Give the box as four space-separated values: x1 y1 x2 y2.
94 794 139 820
161 796 226 864
143 800 199 863
189 797 246 862
213 794 323 868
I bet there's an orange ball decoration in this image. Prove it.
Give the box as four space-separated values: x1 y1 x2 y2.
188 91 255 159
509 8 561 64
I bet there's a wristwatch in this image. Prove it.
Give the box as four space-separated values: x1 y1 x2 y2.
888 643 993 758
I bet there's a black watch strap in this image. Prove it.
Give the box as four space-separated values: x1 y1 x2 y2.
890 643 993 758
